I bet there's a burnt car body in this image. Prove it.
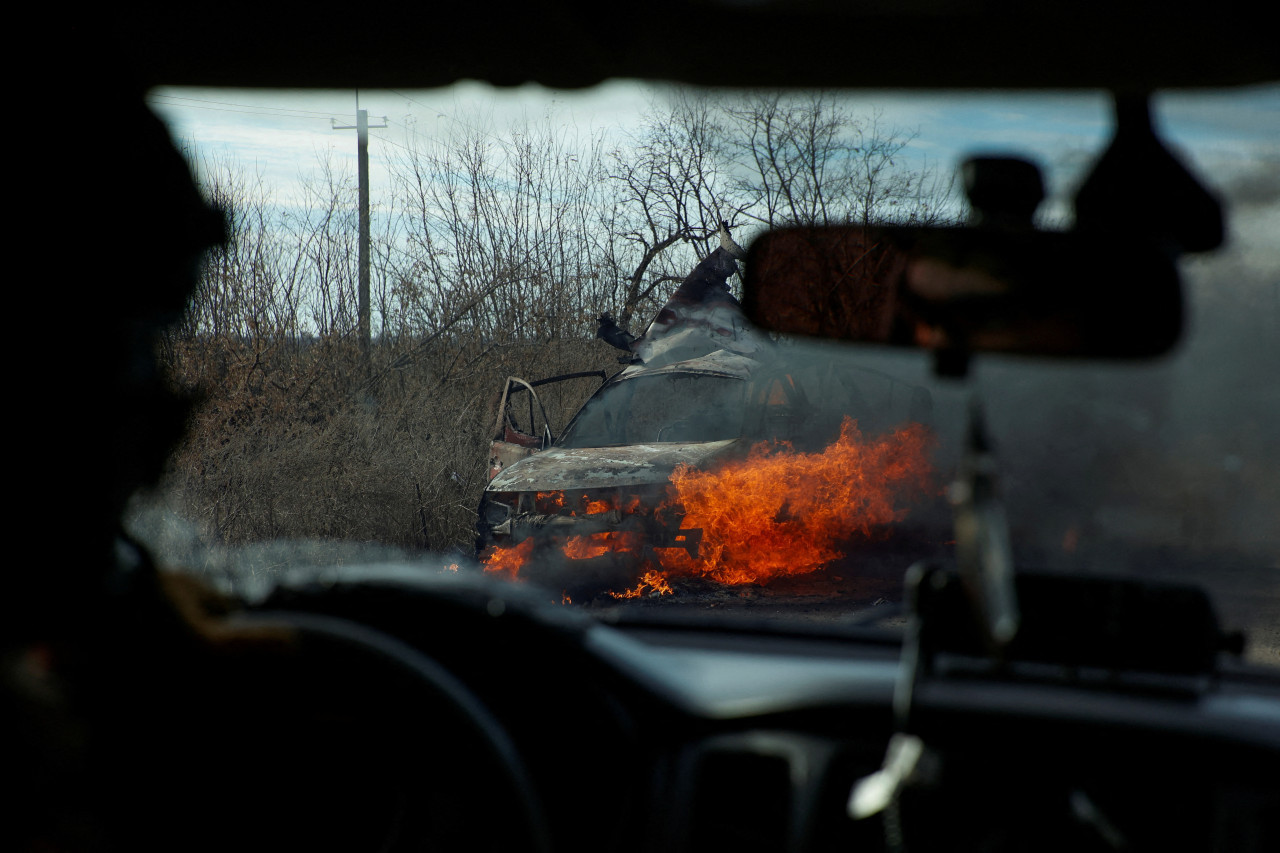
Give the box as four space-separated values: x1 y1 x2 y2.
477 236 935 593
478 344 935 593
17 4 1279 853
478 351 759 578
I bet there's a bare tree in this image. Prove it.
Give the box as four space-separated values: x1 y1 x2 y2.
390 117 608 346
596 94 750 329
722 92 954 229
152 92 958 561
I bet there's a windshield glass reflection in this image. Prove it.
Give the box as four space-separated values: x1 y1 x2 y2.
135 83 1280 665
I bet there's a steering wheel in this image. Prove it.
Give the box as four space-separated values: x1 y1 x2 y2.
217 610 552 853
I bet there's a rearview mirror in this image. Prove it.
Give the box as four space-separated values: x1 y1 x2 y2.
742 224 1182 362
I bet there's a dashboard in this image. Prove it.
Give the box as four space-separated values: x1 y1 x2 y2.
232 566 1280 853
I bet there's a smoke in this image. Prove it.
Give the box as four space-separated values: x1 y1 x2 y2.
765 154 1278 633
922 164 1280 660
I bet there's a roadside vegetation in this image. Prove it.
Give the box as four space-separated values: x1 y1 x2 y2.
145 93 955 561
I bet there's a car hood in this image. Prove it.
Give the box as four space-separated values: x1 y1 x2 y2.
487 439 741 492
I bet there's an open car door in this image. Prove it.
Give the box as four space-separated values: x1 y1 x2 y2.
486 371 607 481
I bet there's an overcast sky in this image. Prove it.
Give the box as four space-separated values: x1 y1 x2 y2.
146 81 1279 232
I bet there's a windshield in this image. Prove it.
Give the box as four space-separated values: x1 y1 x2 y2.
138 83 1280 665
557 373 745 447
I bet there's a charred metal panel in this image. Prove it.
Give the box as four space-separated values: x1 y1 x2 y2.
615 350 758 382
488 439 741 492
488 439 538 482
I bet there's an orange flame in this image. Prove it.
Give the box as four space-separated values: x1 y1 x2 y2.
483 537 535 579
656 418 934 584
536 491 565 513
608 569 674 599
481 417 934 592
563 533 610 560
562 531 643 560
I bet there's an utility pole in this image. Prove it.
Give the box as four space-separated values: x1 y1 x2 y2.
332 97 387 371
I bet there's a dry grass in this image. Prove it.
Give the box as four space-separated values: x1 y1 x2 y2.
153 331 622 559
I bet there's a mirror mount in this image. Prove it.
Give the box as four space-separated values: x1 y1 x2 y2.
961 155 1045 229
1073 93 1224 255
926 155 1046 377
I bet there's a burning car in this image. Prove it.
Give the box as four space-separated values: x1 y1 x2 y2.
30 5 1280 853
480 350 772 590
478 242 937 596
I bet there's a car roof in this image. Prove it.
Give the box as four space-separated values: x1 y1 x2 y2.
616 350 759 382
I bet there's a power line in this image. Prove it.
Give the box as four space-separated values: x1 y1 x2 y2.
148 93 340 121
386 89 510 145
152 88 535 152
151 92 337 116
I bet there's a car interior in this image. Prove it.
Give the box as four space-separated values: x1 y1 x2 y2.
12 3 1278 852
